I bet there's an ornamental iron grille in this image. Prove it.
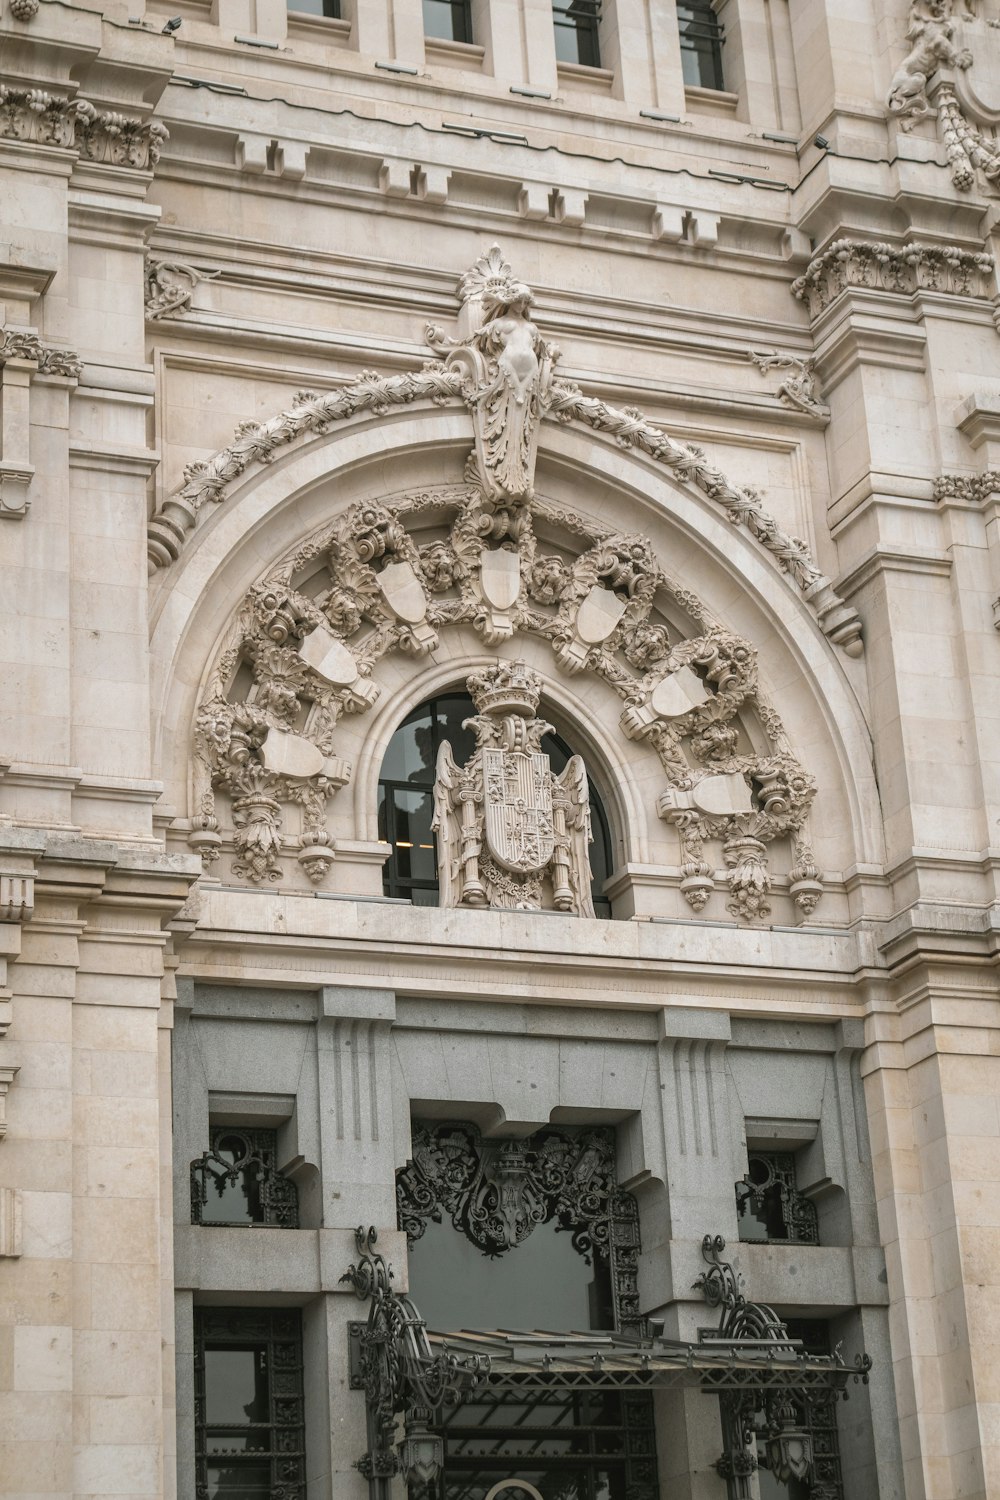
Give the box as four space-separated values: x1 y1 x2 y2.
396 1122 643 1334
754 1321 844 1500
421 1387 658 1500
735 1150 818 1246
694 1237 867 1500
191 1126 299 1228
194 1306 305 1500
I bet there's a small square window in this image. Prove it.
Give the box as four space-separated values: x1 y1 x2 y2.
735 1150 818 1244
191 1127 299 1228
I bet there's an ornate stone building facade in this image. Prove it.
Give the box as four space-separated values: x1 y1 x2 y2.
1 0 999 1496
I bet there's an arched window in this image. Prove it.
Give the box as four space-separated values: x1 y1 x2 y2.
377 692 614 915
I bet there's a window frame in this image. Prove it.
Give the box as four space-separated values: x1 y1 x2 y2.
422 0 473 44
552 0 603 69
677 0 726 91
194 1306 306 1500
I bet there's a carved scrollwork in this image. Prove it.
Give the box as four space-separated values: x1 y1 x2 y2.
748 350 825 416
192 473 821 918
144 256 220 319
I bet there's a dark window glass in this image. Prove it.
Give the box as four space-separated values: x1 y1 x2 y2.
191 1127 299 1228
408 1215 614 1333
287 0 340 15
553 0 601 67
378 693 614 915
195 1309 305 1500
678 0 725 89
736 1150 819 1245
423 0 473 42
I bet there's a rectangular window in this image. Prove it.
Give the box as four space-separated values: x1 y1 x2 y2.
678 0 725 90
195 1308 305 1500
735 1149 819 1245
191 1127 299 1228
553 0 602 68
423 0 473 43
287 0 340 16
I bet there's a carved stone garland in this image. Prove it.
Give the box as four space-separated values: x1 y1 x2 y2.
886 0 1000 192
396 1123 643 1334
192 474 822 921
150 247 862 660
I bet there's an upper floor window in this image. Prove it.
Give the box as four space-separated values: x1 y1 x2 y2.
287 0 340 16
736 1149 818 1245
195 1307 305 1500
191 1127 299 1228
678 0 725 89
423 0 473 43
553 0 602 67
377 692 614 915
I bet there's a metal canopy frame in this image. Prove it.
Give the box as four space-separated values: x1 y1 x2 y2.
342 1229 871 1500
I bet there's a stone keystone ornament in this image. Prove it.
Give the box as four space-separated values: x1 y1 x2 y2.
433 661 595 915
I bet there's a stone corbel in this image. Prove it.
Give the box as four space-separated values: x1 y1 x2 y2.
0 870 35 1037
0 1066 19 1140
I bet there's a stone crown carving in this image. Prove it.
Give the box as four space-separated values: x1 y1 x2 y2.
791 239 995 319
468 658 541 715
0 84 167 169
150 247 862 658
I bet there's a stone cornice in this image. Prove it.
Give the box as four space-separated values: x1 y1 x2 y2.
0 83 168 170
791 239 996 321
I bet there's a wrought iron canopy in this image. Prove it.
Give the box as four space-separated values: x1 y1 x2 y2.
343 1227 871 1500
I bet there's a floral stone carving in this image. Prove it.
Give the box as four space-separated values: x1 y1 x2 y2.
886 0 1000 190
791 239 995 319
149 248 862 657
193 478 821 922
0 86 167 168
748 350 825 416
434 661 594 914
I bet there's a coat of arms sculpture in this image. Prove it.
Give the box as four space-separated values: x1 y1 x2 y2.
433 661 595 915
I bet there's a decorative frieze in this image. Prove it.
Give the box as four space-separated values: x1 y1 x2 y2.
748 350 825 416
934 471 1000 502
148 248 862 658
144 256 220 319
791 240 995 319
0 84 167 169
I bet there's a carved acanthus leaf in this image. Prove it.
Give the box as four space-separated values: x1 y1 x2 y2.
748 350 825 416
791 239 995 319
0 86 168 167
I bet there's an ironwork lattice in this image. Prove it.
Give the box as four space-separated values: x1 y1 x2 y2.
735 1150 819 1245
194 1306 305 1500
191 1126 299 1227
397 1122 642 1333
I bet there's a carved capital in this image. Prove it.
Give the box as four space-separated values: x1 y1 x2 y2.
792 239 996 319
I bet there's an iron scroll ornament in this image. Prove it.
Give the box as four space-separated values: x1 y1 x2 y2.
694 1235 872 1500
396 1122 643 1333
341 1226 490 1494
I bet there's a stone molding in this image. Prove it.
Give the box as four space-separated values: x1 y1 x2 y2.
148 248 862 658
0 323 82 518
0 1186 21 1257
0 83 168 169
0 1065 19 1140
791 239 995 320
144 256 220 320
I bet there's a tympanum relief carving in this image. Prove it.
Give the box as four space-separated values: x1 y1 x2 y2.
193 477 820 921
190 248 823 922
